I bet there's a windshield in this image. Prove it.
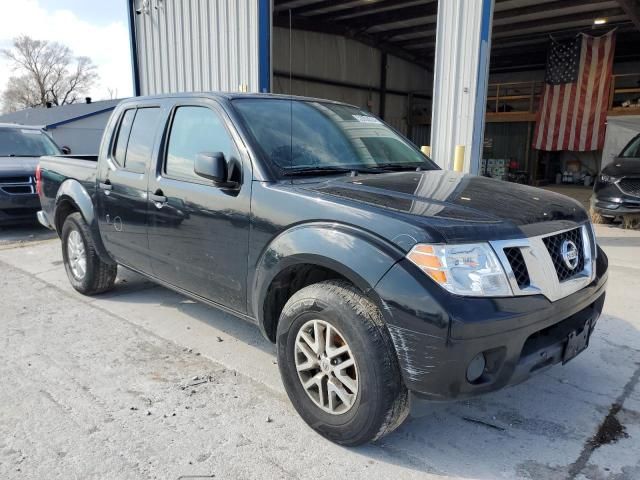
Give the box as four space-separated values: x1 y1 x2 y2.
0 128 61 157
232 99 437 174
620 134 640 159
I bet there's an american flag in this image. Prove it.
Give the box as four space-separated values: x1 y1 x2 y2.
533 31 616 152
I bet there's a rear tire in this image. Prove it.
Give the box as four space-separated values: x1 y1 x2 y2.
61 212 117 295
276 280 409 446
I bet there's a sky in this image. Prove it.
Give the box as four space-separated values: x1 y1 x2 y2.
0 0 134 103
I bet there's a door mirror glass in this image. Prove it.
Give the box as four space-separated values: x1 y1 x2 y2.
61 146 71 155
194 151 227 183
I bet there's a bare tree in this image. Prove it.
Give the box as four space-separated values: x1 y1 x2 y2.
1 35 98 113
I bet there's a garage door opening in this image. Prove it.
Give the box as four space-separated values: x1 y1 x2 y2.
483 0 640 187
271 1 438 147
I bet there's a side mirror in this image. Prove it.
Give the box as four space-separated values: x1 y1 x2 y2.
194 151 227 184
61 146 71 155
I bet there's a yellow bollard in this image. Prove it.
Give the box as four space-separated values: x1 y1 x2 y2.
453 145 465 172
420 145 431 157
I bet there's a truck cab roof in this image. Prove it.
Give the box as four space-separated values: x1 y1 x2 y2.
116 91 356 108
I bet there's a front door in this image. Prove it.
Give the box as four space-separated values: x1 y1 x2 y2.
146 100 251 313
96 106 163 273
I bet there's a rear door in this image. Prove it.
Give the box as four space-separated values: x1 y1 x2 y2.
146 98 251 313
96 104 164 273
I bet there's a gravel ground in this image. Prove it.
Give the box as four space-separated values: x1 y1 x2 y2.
1 224 639 480
0 224 55 247
1 262 428 480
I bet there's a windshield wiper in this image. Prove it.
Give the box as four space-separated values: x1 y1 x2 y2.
282 166 385 177
371 163 427 172
282 166 352 177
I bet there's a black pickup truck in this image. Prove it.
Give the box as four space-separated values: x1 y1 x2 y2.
38 93 608 445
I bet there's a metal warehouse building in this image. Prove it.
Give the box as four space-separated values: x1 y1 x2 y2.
0 99 121 154
127 0 640 183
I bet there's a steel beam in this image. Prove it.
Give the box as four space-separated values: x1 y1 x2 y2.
430 0 494 173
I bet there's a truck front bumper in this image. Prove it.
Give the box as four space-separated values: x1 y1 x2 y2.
591 186 640 218
374 248 608 401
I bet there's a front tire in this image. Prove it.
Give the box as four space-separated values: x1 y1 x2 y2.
276 280 409 446
61 212 117 295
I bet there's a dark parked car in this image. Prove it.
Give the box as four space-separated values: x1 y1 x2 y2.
592 133 640 220
37 93 608 445
0 123 62 225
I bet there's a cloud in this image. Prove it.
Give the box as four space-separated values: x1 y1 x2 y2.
0 0 133 101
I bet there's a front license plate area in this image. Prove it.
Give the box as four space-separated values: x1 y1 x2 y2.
563 320 591 364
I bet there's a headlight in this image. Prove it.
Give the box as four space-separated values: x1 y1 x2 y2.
599 174 617 183
406 243 512 297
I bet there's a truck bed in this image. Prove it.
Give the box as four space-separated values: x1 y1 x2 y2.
40 155 97 182
41 154 98 167
38 155 99 230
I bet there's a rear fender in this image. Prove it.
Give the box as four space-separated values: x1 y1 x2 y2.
55 179 115 265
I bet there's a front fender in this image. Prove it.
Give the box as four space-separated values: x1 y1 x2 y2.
56 179 114 265
251 222 404 327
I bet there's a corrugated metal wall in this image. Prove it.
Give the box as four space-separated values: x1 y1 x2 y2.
131 0 260 95
273 28 381 92
271 27 432 140
129 1 433 145
411 125 431 148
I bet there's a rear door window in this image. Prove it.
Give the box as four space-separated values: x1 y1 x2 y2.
113 109 136 166
124 107 162 173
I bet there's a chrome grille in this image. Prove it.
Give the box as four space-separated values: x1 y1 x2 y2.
491 225 594 302
542 228 585 282
618 177 640 197
504 247 530 288
0 176 35 195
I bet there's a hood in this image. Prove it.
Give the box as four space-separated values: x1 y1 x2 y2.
602 157 640 177
302 170 588 242
0 156 40 177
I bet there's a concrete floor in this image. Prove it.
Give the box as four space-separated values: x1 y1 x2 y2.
542 185 593 211
0 223 639 479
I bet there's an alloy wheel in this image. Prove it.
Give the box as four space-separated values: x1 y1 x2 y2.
294 319 359 415
67 229 87 280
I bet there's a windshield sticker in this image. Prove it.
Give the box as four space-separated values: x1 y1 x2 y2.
21 129 41 135
352 115 381 124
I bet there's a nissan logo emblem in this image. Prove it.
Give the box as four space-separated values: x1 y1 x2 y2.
561 239 579 270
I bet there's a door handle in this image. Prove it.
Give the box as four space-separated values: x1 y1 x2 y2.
150 191 167 208
99 181 112 194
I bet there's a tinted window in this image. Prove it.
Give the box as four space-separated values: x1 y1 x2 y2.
165 106 237 181
0 128 60 157
232 99 435 173
621 135 640 158
124 107 161 173
113 109 135 166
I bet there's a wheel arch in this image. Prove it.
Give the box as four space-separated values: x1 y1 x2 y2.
252 223 403 342
55 179 115 265
55 179 95 230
